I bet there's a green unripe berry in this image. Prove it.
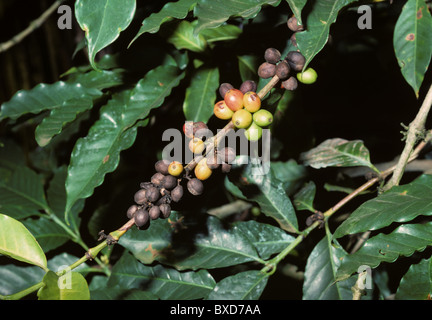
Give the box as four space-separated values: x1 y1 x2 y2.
253 109 273 127
244 122 263 141
297 67 318 84
232 109 253 129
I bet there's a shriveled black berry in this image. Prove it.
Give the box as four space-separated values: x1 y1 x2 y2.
127 204 139 219
171 185 184 202
219 83 234 98
146 186 160 203
162 175 177 190
285 51 306 72
276 61 291 80
221 163 232 173
134 189 147 205
149 206 160 220
151 172 165 186
140 181 153 189
258 62 276 79
159 204 171 219
287 16 304 32
239 80 257 94
264 48 281 64
155 160 170 175
219 147 236 164
187 178 204 196
134 209 149 227
281 76 298 91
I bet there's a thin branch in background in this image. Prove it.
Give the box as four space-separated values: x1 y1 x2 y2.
0 0 64 54
383 83 432 191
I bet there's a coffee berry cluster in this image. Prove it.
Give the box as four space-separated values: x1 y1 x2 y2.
214 81 273 142
126 14 317 229
127 121 236 228
258 15 317 87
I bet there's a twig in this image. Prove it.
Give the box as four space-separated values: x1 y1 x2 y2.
0 0 65 54
383 83 432 191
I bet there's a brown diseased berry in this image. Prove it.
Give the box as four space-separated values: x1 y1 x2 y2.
239 80 257 94
285 51 306 72
134 209 150 227
146 186 160 203
149 206 161 220
281 76 298 91
287 16 304 32
134 189 147 205
275 61 291 80
171 185 184 202
159 204 171 219
127 204 139 219
258 62 276 79
155 160 170 175
162 175 177 190
264 48 281 64
151 172 165 186
187 178 204 196
219 83 234 99
192 121 209 139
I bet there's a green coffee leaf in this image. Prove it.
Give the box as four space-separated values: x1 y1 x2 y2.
296 0 359 70
0 214 48 271
393 0 432 96
22 217 71 253
131 0 197 44
0 264 45 297
229 159 299 233
65 66 185 220
194 0 281 35
75 0 136 69
38 270 90 300
118 212 180 265
35 98 94 147
207 270 269 300
300 138 378 172
303 232 356 299
0 81 101 121
201 24 242 43
293 181 316 213
183 67 219 123
166 20 207 52
238 55 259 82
108 253 216 300
0 166 49 219
395 257 432 300
334 174 432 238
336 222 432 281
232 220 295 260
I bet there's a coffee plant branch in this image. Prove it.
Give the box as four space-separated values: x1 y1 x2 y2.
0 0 65 54
260 129 432 275
383 83 432 191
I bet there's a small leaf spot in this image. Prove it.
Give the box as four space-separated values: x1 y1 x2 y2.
417 8 423 19
405 33 415 41
103 155 110 164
